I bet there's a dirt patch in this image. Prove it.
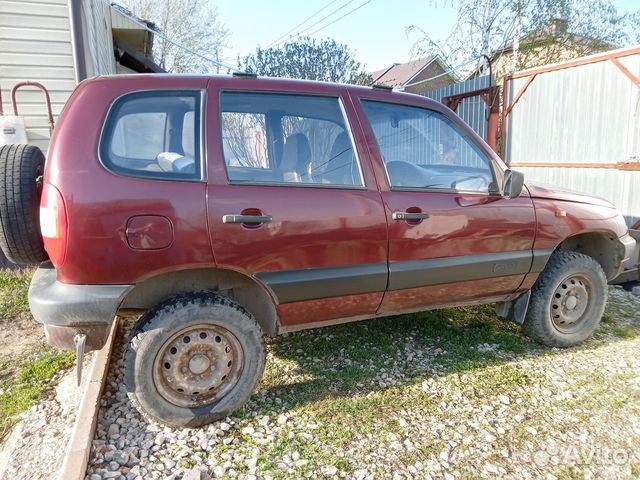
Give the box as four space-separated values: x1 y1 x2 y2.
0 268 75 443
0 269 45 381
0 318 45 382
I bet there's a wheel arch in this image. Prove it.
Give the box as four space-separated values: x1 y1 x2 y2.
555 230 625 280
118 267 279 336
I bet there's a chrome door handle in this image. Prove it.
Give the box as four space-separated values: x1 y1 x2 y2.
392 212 430 221
222 214 272 224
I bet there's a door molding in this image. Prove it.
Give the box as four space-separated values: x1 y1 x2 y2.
256 263 387 304
256 249 553 304
389 250 551 291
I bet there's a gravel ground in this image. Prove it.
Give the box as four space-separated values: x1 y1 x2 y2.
1 357 90 480
87 286 640 480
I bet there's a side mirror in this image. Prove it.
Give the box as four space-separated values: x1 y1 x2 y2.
503 169 525 199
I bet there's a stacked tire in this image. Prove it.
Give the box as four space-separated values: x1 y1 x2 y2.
0 144 49 265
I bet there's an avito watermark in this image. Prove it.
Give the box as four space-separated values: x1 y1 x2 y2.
533 442 632 468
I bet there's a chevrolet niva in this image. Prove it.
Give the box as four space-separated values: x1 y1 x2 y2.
0 74 635 427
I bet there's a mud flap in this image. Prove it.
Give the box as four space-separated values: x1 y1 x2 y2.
496 290 531 325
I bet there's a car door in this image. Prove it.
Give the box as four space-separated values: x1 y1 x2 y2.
205 79 388 329
351 92 537 315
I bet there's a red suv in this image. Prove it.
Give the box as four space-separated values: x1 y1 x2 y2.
0 74 635 427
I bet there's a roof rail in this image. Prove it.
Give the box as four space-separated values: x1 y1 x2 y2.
232 71 257 79
372 83 393 91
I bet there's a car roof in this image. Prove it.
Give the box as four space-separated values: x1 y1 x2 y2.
89 73 432 102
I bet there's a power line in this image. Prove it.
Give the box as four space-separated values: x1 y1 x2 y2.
294 0 360 38
267 0 341 48
307 0 372 36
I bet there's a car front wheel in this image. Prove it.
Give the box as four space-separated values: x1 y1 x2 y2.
523 250 607 348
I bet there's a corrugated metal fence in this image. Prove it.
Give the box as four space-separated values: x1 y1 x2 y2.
503 47 640 227
423 75 493 142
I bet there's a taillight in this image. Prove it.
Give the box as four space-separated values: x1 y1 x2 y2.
40 183 68 266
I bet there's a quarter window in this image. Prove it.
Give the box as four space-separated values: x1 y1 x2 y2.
220 92 363 187
100 91 201 180
362 100 497 193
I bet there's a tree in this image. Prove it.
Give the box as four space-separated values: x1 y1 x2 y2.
408 0 640 78
238 37 372 84
119 0 230 74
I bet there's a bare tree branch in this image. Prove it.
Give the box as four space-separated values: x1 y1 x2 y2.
120 0 231 74
408 0 639 79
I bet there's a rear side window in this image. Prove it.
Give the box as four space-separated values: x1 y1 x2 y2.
100 91 201 180
220 92 363 187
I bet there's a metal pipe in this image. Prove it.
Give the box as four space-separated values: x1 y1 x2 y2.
11 82 55 134
67 0 87 83
508 45 640 80
500 75 510 159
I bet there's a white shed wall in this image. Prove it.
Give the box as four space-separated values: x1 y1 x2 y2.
0 0 76 153
0 0 118 153
82 0 116 77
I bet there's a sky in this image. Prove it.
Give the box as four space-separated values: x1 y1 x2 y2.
216 0 639 73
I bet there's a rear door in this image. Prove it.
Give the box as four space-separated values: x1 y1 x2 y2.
205 80 388 329
352 93 537 315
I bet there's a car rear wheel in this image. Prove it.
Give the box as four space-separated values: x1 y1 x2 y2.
0 144 48 265
523 250 607 347
124 292 265 427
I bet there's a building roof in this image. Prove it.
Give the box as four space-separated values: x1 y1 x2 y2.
370 56 438 88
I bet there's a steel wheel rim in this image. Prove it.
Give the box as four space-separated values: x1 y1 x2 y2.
153 324 243 408
550 273 593 333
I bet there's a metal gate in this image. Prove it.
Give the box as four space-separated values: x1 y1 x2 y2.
501 46 640 226
423 74 500 152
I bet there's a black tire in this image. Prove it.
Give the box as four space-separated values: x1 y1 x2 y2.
0 144 48 265
125 292 265 427
523 250 607 348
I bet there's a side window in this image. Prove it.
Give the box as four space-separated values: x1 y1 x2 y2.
220 92 363 187
221 112 269 168
100 91 201 180
361 100 496 193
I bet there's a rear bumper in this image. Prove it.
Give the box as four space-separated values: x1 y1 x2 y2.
28 263 132 350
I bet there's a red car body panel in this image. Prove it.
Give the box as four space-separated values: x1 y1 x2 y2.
531 198 627 252
377 191 537 311
46 76 214 285
39 74 631 337
204 79 389 322
378 276 528 313
526 184 616 209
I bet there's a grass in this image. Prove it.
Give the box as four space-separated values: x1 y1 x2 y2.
0 268 75 440
261 304 538 407
0 268 33 321
219 290 640 477
82 285 640 479
237 304 545 468
0 349 75 438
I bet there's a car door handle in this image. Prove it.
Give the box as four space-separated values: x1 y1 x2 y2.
222 214 272 224
392 212 430 221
